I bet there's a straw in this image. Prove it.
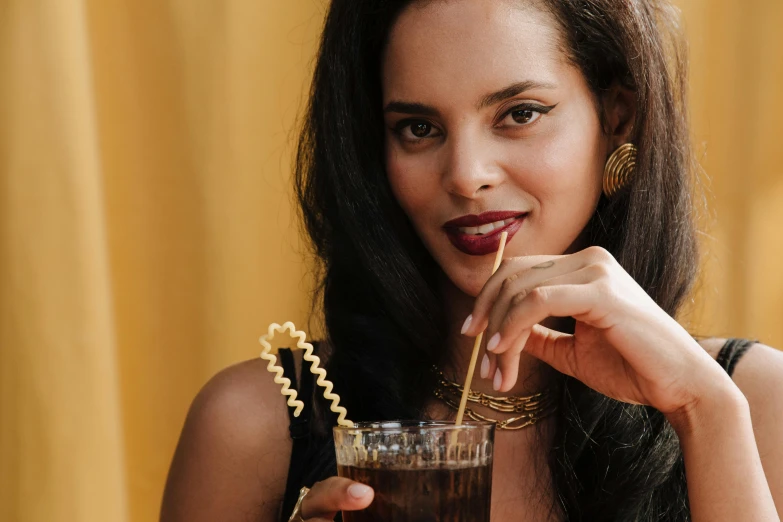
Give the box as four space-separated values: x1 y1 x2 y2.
259 321 353 427
455 231 508 427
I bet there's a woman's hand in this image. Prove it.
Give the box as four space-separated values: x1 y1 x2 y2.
294 477 374 521
463 246 736 416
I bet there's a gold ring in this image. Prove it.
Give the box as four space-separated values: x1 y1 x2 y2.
288 486 310 522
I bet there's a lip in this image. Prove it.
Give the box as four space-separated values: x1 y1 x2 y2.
444 212 527 256
443 210 526 228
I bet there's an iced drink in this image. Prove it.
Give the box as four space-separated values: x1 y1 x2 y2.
334 421 494 522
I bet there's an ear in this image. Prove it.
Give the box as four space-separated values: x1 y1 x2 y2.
603 83 637 147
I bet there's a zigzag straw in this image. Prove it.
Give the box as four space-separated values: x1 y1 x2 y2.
259 321 353 427
259 324 304 417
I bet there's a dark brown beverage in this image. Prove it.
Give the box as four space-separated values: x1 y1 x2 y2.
338 463 492 522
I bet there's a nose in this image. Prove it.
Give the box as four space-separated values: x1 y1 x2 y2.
441 131 504 199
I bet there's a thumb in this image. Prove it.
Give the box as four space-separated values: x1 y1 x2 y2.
522 324 577 378
302 478 374 519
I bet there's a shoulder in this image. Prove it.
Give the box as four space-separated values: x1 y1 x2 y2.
708 339 783 436
698 337 783 415
160 357 294 522
698 337 783 395
698 338 783 501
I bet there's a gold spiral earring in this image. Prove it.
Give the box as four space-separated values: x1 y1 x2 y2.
603 143 637 198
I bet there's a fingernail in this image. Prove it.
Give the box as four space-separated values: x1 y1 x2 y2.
487 332 501 352
349 484 372 498
493 368 502 391
460 314 473 335
480 354 489 379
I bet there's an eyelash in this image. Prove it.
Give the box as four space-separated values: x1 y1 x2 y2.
391 103 556 143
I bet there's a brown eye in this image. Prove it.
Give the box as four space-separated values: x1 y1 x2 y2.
499 103 554 128
511 109 535 124
391 119 443 142
411 122 432 138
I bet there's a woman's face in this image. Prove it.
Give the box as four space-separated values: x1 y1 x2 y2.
382 0 609 297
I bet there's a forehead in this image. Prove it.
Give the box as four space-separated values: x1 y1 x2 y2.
382 0 565 101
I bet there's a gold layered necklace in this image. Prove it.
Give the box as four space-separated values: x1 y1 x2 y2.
432 366 558 430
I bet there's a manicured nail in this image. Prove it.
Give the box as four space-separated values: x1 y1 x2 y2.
461 314 473 335
493 368 502 391
487 332 501 352
480 354 489 379
349 484 372 498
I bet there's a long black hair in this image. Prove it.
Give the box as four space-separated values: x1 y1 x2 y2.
293 0 697 519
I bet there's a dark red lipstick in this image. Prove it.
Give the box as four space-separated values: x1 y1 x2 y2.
443 211 527 256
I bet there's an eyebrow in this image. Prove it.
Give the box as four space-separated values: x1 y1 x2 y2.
477 80 557 110
383 80 557 116
383 101 440 117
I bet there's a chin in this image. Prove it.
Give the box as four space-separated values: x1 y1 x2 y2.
439 265 487 298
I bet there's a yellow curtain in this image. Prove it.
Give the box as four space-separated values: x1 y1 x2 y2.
679 0 783 342
0 1 780 521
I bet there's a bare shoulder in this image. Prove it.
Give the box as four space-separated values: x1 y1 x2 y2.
160 357 294 522
715 340 783 431
698 337 783 414
698 338 783 501
698 337 783 399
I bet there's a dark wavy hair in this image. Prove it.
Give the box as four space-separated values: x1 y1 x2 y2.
292 0 697 520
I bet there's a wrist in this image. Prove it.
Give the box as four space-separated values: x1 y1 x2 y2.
665 379 749 441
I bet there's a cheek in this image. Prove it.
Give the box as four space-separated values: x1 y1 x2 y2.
500 117 605 253
518 112 604 204
385 146 440 222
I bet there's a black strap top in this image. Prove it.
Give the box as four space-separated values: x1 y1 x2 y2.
276 344 317 521
275 337 756 521
715 338 756 376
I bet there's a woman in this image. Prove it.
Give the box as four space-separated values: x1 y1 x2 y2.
160 0 783 520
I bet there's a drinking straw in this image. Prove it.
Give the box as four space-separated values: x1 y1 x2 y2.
455 231 508 427
259 321 353 427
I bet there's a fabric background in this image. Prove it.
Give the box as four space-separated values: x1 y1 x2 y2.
0 1 780 520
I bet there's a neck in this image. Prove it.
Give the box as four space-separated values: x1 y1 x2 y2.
438 272 562 397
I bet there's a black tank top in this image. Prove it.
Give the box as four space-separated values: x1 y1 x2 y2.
275 338 756 521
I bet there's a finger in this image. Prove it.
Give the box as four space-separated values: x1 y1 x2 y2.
493 351 521 392
480 351 493 381
483 345 508 383
302 478 374 519
521 324 578 379
485 350 497 383
467 246 620 338
481 262 560 351
464 255 564 337
486 264 609 355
